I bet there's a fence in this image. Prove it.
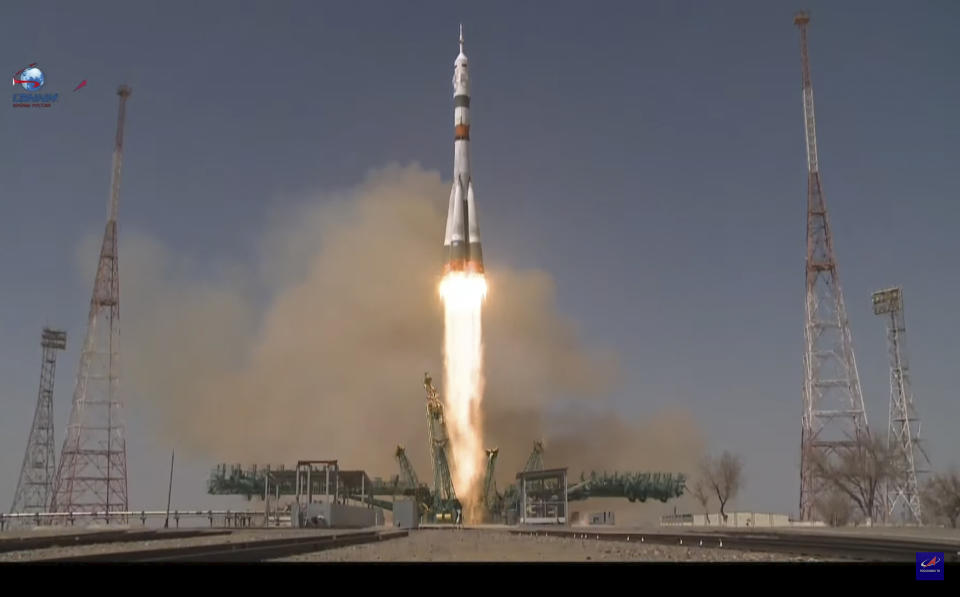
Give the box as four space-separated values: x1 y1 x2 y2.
660 512 797 528
0 509 289 532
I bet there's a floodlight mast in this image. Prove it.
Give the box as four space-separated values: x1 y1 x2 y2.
872 287 928 524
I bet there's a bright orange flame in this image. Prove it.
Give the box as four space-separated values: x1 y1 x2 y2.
439 271 487 522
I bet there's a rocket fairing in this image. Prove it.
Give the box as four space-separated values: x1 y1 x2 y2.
443 25 484 275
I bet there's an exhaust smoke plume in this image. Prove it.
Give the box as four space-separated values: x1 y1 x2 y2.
93 164 705 491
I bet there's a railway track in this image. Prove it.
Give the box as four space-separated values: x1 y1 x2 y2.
8 525 957 562
0 528 231 554
44 529 409 562
511 527 960 562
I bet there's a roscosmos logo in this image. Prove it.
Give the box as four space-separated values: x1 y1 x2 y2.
916 551 944 581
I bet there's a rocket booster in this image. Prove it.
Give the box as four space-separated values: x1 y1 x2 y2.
443 25 484 275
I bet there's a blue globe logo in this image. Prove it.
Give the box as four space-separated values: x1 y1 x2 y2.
15 66 44 91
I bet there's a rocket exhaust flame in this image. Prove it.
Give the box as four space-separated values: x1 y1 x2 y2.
439 272 487 522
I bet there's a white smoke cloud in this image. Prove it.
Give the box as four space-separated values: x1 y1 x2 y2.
95 163 704 488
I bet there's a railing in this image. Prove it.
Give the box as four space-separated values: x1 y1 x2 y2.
0 510 290 532
660 512 795 528
659 513 695 525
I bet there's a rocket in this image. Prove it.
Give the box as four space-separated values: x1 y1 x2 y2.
443 25 484 275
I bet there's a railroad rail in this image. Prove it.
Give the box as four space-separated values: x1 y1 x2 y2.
510 527 960 562
0 528 231 554
42 529 408 562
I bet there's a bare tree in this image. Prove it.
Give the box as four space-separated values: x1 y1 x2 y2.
921 467 960 528
700 451 744 524
810 432 903 526
815 490 854 527
691 478 712 524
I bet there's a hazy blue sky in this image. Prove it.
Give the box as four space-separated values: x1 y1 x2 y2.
1 1 958 516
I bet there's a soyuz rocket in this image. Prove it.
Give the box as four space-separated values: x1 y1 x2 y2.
442 26 484 275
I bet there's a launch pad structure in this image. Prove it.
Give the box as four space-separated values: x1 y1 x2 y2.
516 468 568 525
422 373 461 523
208 372 688 527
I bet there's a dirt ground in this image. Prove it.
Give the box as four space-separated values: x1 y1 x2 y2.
276 529 828 562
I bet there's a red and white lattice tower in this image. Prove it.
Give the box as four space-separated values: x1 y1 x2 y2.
50 86 132 518
794 13 871 522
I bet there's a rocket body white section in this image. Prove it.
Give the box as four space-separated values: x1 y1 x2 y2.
466 182 480 245
454 142 470 180
450 181 466 244
454 51 469 96
444 183 457 247
442 28 484 274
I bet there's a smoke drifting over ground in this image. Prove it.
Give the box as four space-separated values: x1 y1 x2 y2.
99 164 704 486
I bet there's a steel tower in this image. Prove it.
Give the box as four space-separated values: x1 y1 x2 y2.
482 448 499 512
794 13 870 521
524 441 545 472
422 373 459 519
872 287 929 523
395 446 421 491
10 328 67 514
50 86 132 517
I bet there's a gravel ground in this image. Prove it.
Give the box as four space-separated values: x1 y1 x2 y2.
276 530 830 562
0 529 339 562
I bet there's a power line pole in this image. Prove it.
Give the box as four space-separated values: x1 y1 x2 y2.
165 450 175 528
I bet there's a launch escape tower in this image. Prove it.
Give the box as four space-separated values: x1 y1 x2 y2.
872 288 929 524
10 329 67 514
794 13 871 522
50 86 132 518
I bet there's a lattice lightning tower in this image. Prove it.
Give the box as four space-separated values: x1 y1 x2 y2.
50 85 132 517
794 13 871 521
